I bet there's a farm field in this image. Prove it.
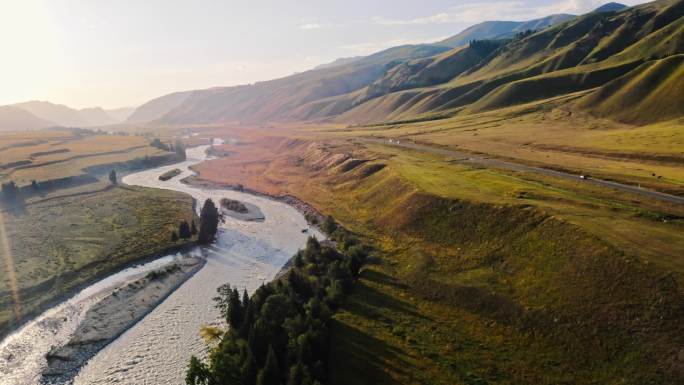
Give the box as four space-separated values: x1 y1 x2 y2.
0 130 168 187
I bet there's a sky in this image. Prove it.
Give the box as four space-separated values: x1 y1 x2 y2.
0 0 648 109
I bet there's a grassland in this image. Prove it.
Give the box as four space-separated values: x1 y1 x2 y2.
310 102 684 196
187 122 684 384
0 130 197 339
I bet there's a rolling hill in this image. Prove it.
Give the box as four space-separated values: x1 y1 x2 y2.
0 106 54 131
12 101 120 127
105 106 136 122
125 90 195 123
130 0 683 127
437 14 575 48
136 44 449 125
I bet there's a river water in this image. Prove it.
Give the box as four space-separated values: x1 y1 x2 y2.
0 141 319 384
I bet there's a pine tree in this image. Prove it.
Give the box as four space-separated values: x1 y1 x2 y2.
256 346 280 385
109 169 117 185
179 220 192 239
198 198 220 244
287 363 305 385
186 356 210 385
175 140 187 159
191 220 198 235
241 346 258 385
228 287 243 329
322 215 336 235
240 302 256 338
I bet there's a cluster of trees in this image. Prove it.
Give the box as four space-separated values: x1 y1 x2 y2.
150 138 187 160
468 39 503 56
186 219 368 385
150 138 171 151
0 181 23 206
171 199 220 244
512 29 534 40
172 220 198 241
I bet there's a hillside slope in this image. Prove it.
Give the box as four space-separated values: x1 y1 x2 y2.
190 133 684 384
126 90 195 123
153 45 449 125
577 54 684 123
438 14 575 48
0 106 53 131
338 0 684 123
12 101 119 127
137 0 683 127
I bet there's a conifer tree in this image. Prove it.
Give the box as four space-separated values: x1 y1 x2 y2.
256 346 280 385
198 198 220 244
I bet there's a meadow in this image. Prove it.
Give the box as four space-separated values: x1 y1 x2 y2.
319 102 684 195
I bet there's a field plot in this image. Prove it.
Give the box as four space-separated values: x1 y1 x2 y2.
0 130 196 338
0 130 168 187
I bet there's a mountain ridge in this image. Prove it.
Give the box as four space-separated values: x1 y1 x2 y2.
129 0 682 127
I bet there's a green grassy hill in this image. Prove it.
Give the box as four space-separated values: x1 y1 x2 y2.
131 0 683 127
437 14 575 48
577 54 684 123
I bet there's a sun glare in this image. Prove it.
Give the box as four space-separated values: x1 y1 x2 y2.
0 1 62 104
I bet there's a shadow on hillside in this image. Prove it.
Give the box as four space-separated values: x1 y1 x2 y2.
362 269 408 290
351 271 429 321
328 320 410 385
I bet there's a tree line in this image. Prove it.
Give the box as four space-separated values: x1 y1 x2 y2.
186 216 368 385
150 138 187 160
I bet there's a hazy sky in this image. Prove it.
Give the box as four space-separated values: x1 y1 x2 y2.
0 0 647 109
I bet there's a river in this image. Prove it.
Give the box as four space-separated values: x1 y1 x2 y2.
0 140 320 384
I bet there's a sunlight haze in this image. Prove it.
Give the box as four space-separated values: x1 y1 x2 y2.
0 0 648 109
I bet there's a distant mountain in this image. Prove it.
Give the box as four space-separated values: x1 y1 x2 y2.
314 57 363 70
135 44 449 125
593 2 628 12
437 14 575 48
13 101 86 127
78 107 118 126
0 106 53 131
126 91 195 123
105 107 136 122
12 101 120 127
134 0 683 127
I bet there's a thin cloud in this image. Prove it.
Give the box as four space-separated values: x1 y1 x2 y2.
300 23 324 30
371 0 628 27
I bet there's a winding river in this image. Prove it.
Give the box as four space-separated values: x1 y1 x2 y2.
0 140 320 384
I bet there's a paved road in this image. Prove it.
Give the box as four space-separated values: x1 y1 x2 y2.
363 138 684 206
